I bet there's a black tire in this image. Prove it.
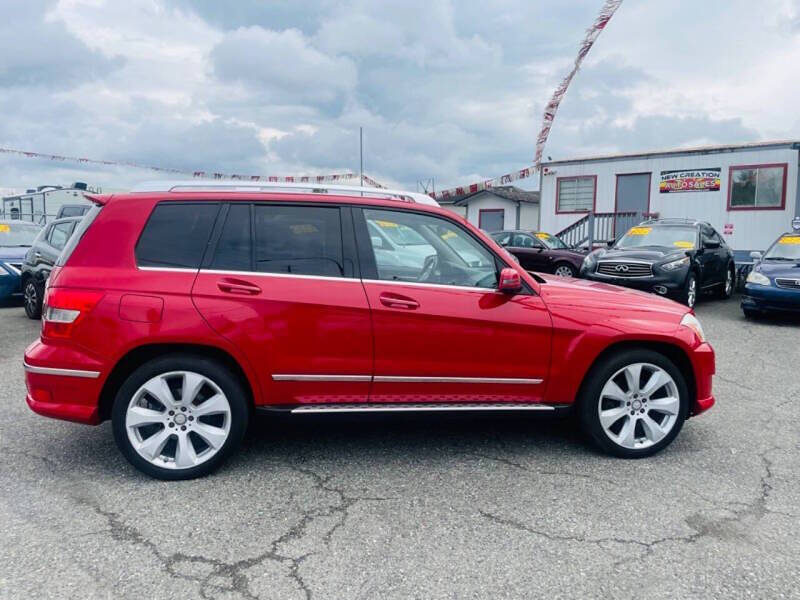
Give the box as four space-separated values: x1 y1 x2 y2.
577 348 689 458
677 272 698 308
112 354 249 480
716 264 735 299
23 278 43 320
552 262 577 278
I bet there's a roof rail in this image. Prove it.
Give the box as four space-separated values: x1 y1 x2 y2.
641 217 703 225
130 180 440 207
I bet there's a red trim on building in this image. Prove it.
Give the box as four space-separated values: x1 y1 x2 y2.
727 163 788 212
555 175 597 214
478 208 504 230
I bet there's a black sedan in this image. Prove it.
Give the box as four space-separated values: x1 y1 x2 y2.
491 230 587 277
580 219 735 308
20 216 82 319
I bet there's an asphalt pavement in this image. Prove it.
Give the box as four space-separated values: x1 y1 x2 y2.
0 295 798 599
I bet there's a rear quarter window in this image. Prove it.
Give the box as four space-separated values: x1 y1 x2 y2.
135 203 219 269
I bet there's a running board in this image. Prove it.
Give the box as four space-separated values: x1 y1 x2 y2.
282 403 561 414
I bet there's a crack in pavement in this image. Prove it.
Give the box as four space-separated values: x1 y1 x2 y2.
478 446 790 568
465 450 619 487
69 463 394 600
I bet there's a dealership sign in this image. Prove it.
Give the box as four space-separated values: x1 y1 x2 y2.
659 169 721 193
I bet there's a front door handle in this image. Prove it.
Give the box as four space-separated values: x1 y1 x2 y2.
217 278 262 295
379 292 419 309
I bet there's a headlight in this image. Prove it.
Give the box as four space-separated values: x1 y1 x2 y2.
582 252 598 270
661 256 690 271
746 270 770 286
680 313 705 342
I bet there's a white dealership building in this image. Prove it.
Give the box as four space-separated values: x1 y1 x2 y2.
539 140 800 256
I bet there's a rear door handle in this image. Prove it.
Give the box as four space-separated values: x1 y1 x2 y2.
217 278 262 295
379 292 419 309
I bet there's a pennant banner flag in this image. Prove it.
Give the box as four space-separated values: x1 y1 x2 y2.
0 146 366 185
432 0 623 200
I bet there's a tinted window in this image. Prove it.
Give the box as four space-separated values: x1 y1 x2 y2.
59 206 89 218
511 233 541 248
492 232 512 246
49 222 75 251
136 203 218 268
212 204 251 271
363 209 498 289
254 205 343 277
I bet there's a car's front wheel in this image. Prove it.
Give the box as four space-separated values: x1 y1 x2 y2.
717 265 735 299
112 355 248 480
677 272 697 308
578 349 689 458
23 279 43 319
553 262 577 277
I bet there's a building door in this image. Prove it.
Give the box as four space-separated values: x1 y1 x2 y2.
478 209 504 232
615 173 651 236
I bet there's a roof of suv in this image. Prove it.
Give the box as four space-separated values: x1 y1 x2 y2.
639 218 708 227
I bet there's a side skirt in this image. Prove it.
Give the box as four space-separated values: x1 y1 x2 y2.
256 403 571 415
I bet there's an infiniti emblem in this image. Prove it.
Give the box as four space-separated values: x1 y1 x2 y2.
614 264 630 273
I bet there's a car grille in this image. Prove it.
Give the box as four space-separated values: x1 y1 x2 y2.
775 278 800 290
597 261 653 278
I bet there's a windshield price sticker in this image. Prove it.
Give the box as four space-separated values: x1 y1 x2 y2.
535 232 551 240
0 224 9 233
628 227 651 236
673 241 694 248
375 220 398 228
778 235 800 245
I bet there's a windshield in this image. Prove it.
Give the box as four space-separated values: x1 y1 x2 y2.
763 234 800 260
534 232 568 250
616 225 696 250
370 219 429 246
0 222 40 246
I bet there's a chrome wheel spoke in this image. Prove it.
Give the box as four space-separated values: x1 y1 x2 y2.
640 415 667 443
622 364 642 394
193 422 227 450
599 406 627 429
601 380 627 402
640 369 669 397
648 395 680 416
174 433 198 469
182 372 206 405
137 429 171 460
615 417 636 448
142 376 177 409
193 394 228 417
127 406 165 428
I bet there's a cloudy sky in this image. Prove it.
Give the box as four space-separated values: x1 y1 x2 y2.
1 0 799 194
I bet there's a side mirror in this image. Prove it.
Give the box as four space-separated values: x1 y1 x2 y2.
498 267 522 294
704 239 721 249
750 251 762 261
607 240 614 248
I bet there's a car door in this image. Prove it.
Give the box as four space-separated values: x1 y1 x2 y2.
356 207 552 404
511 233 549 272
698 225 722 288
191 203 373 405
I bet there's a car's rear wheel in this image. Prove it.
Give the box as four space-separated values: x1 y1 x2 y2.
553 262 576 278
112 355 248 480
578 349 689 458
23 279 42 319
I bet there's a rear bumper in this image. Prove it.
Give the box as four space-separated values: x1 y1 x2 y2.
23 340 105 425
689 342 715 417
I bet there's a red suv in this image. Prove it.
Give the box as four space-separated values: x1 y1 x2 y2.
23 182 715 479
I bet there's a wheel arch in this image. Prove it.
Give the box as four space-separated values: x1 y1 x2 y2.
98 343 256 422
574 340 696 409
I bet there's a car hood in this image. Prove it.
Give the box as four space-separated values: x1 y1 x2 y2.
537 273 688 321
755 260 800 278
0 246 29 261
593 246 689 263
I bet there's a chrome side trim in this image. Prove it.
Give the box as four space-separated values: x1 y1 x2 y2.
373 376 543 384
201 269 361 284
361 278 500 294
272 374 372 382
290 403 557 414
138 266 198 273
23 360 101 379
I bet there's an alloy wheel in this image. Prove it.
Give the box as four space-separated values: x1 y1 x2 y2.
554 265 574 277
687 277 696 307
24 282 37 315
597 362 680 450
725 269 733 296
125 371 232 470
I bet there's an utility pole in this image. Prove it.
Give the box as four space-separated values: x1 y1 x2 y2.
359 127 364 195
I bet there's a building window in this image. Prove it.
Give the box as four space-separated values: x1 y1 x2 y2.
557 176 596 213
728 163 787 210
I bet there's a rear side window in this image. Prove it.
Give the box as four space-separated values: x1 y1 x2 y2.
49 222 75 251
136 203 218 269
254 205 343 277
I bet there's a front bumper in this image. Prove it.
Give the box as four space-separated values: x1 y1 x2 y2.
742 284 800 314
583 267 686 297
24 340 106 425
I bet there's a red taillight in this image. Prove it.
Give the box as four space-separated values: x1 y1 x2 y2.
42 288 105 339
